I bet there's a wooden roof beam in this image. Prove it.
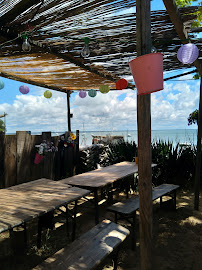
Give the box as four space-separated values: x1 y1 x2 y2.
163 0 202 75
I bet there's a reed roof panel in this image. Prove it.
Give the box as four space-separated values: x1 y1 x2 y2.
0 1 201 92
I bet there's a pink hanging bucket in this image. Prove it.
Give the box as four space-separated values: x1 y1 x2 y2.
34 153 44 164
129 53 163 95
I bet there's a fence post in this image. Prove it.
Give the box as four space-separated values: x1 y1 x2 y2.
0 132 5 188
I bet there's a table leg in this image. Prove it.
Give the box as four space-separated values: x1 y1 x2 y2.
37 218 42 248
94 188 99 224
65 204 69 236
72 200 77 241
23 222 27 248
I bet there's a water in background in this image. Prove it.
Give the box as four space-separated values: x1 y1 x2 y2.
78 129 197 147
7 129 197 147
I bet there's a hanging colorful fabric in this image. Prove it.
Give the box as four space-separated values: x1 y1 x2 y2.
99 85 110 94
44 90 52 98
19 85 29 94
70 132 76 140
116 78 128 90
88 89 97 97
79 91 87 98
177 43 199 64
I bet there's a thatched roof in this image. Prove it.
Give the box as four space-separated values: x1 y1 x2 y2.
0 0 201 92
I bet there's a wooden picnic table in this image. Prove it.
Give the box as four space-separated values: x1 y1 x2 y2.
0 178 90 246
60 161 156 224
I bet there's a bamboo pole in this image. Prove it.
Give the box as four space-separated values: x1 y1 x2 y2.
136 1 153 270
194 76 202 210
67 91 71 132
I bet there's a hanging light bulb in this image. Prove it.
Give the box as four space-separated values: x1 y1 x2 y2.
151 46 157 53
22 32 31 52
81 37 90 58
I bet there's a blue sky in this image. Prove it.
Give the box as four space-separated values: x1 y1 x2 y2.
0 0 200 133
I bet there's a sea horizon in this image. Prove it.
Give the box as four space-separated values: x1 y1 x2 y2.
5 128 198 147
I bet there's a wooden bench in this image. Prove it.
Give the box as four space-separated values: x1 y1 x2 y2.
33 219 130 270
107 184 179 249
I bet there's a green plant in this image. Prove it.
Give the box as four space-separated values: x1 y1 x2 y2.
0 119 5 132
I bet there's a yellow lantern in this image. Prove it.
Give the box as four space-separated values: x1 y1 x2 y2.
99 84 110 94
44 90 52 98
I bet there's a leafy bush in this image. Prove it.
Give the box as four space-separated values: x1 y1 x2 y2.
151 140 196 187
79 140 197 187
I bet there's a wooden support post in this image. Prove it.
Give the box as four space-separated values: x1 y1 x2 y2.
67 91 71 132
136 1 153 270
0 132 5 188
194 76 202 210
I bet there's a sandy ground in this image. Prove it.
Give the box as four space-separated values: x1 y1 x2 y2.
0 188 201 270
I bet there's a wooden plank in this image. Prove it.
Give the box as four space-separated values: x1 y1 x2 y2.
151 184 179 201
33 220 130 270
0 179 90 233
4 135 17 187
60 161 139 188
107 184 179 215
16 131 34 185
136 1 153 269
108 196 140 215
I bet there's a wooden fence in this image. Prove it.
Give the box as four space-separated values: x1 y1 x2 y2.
0 131 79 188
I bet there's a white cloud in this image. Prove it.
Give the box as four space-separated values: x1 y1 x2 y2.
0 78 199 134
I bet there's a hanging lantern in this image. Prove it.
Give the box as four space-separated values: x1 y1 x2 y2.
116 79 128 90
88 89 97 97
79 91 87 98
0 80 4 90
19 85 29 94
44 90 52 98
129 53 163 95
177 43 199 64
99 85 110 94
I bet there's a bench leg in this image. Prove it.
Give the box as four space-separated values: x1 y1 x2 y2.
173 190 177 210
160 196 163 208
94 188 99 224
115 212 118 223
132 211 136 251
112 246 120 270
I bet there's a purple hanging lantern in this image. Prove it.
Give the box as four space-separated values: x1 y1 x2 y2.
19 85 29 94
177 43 199 64
79 91 87 98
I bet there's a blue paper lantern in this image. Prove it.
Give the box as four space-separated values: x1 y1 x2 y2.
177 43 199 64
88 89 97 97
0 80 4 90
